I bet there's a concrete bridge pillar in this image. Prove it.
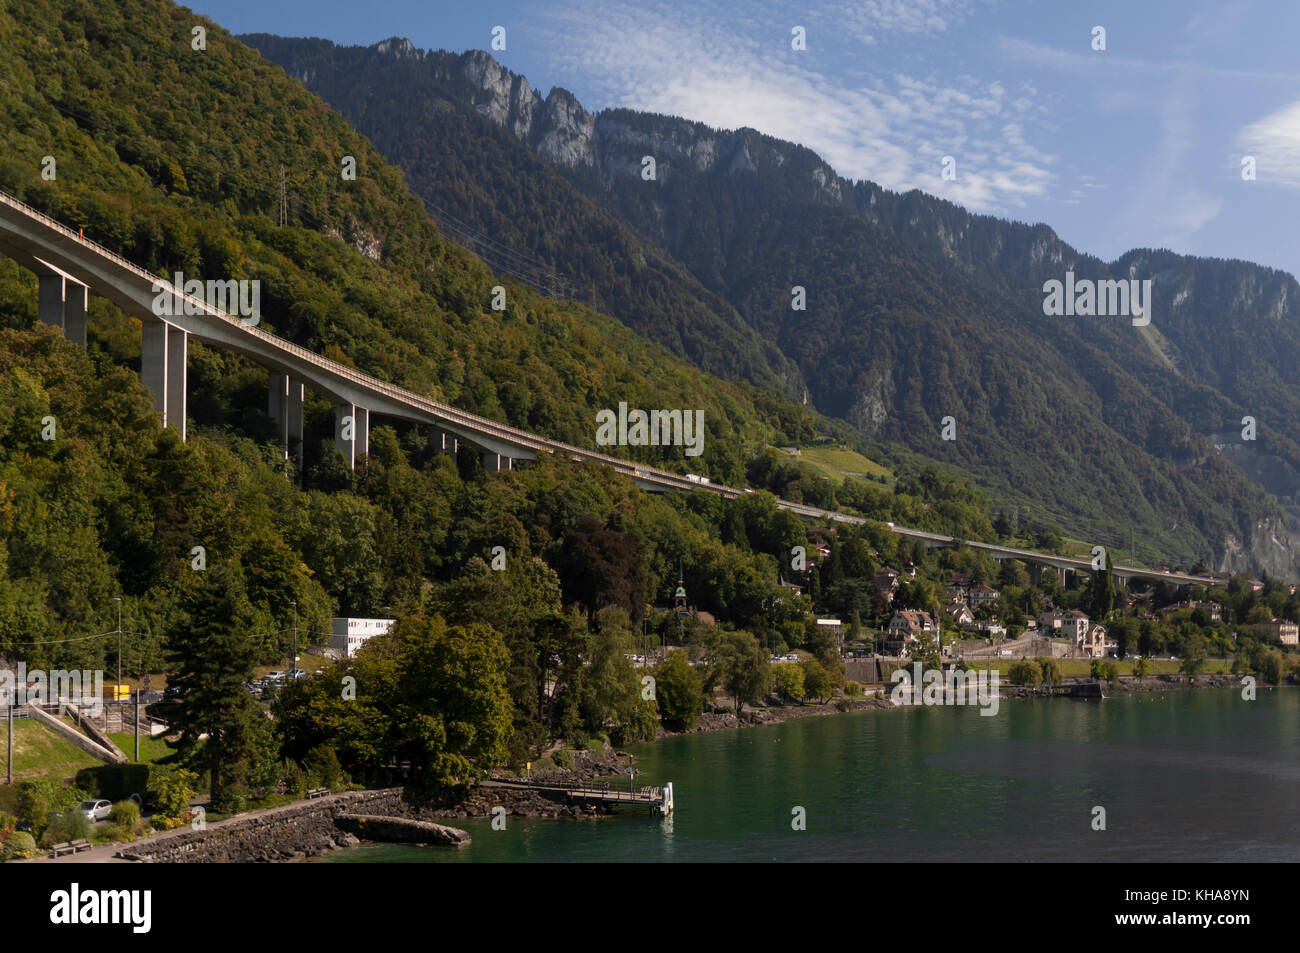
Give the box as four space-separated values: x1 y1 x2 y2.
431 428 458 455
482 451 512 473
268 372 305 459
36 274 87 346
1056 566 1067 587
63 281 87 346
335 403 369 469
142 322 187 439
38 274 63 327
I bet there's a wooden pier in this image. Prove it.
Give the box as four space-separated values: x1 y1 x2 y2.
563 781 674 814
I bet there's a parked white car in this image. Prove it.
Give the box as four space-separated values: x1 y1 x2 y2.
80 799 112 822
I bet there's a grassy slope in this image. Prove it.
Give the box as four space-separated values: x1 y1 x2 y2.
794 446 893 484
4 719 103 780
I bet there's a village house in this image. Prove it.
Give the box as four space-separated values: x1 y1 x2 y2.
1081 623 1108 658
816 618 844 647
885 609 935 656
1162 600 1223 622
1062 610 1090 644
1254 618 1299 646
967 583 1000 608
776 574 804 596
874 567 900 605
887 609 936 639
943 602 974 626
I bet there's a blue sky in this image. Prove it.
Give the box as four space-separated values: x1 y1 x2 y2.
193 0 1300 280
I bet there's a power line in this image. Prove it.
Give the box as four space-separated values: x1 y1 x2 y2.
2 629 121 647
1 625 341 648
420 197 569 298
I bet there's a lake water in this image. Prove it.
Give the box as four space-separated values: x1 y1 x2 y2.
323 687 1299 862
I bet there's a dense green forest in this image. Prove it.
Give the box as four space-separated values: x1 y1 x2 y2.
0 0 829 485
244 37 1300 579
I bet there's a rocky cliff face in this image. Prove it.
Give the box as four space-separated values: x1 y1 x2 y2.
433 48 842 198
1218 516 1300 581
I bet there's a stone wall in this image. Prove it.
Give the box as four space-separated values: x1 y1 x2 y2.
67 703 128 762
25 703 123 764
118 788 413 863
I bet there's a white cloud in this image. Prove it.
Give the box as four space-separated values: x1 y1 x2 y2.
996 34 1300 84
829 0 984 43
536 0 1051 212
1236 100 1300 189
1120 90 1224 249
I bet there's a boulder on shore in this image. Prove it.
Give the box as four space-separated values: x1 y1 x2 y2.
335 814 470 847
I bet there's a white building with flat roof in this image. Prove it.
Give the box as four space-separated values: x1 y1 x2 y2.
331 617 396 657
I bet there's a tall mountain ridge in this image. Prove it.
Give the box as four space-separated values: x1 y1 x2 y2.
243 35 1300 580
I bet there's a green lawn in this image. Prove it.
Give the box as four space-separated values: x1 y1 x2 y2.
108 732 174 764
793 445 892 484
958 657 1219 678
1 719 103 780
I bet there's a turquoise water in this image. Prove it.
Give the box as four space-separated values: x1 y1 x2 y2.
323 688 1300 862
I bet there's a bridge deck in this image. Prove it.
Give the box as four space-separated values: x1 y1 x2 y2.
0 189 1218 590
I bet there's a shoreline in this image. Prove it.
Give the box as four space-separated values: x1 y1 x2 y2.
451 672 1251 821
325 673 1260 849
646 671 1246 740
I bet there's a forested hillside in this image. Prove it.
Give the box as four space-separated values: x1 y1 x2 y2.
0 0 998 778
244 36 1300 580
0 1 830 485
249 36 803 396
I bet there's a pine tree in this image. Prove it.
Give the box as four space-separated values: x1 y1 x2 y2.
167 563 268 810
1087 554 1117 620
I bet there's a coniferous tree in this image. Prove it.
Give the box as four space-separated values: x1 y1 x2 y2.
167 563 269 811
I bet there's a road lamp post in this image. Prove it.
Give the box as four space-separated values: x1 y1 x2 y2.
114 596 122 706
290 601 298 677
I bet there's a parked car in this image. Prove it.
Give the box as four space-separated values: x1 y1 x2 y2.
265 671 286 681
137 689 163 705
163 684 183 700
79 799 112 822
